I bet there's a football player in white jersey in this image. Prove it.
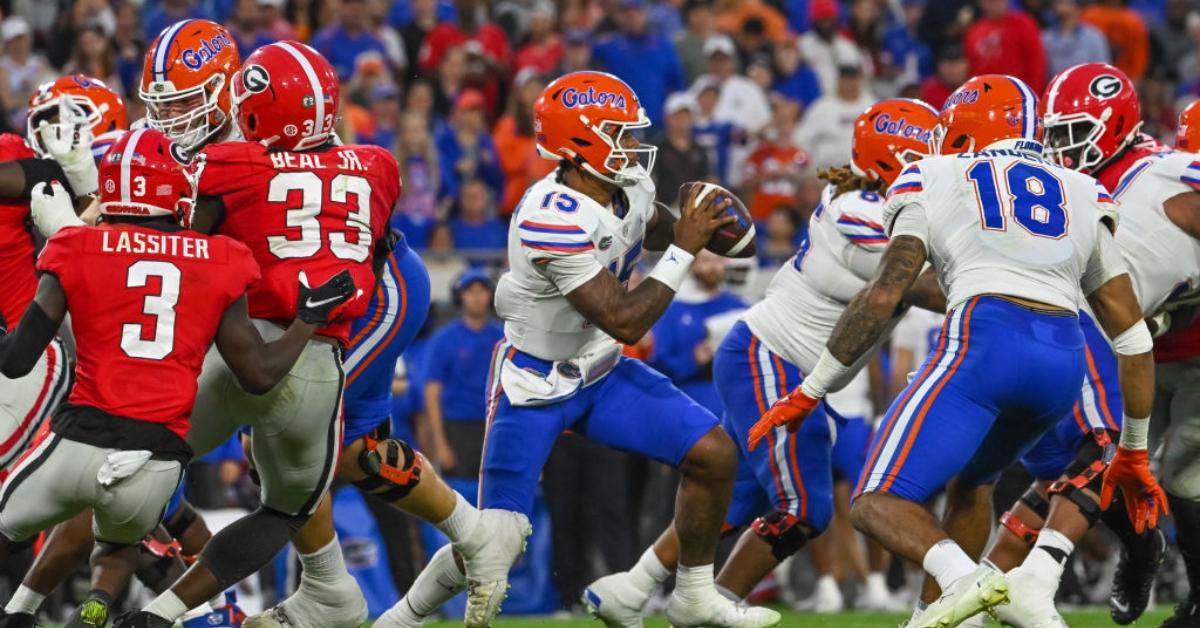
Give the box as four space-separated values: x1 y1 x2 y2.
747 74 1166 628
582 98 945 624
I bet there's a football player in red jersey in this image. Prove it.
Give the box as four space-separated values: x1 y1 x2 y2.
116 42 500 628
0 128 357 627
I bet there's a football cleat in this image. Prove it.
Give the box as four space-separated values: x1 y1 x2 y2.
1109 527 1166 625
665 591 780 628
994 564 1068 628
457 508 532 628
242 574 366 628
910 565 1009 628
1163 594 1200 628
373 600 428 628
183 591 247 628
110 611 173 628
0 611 36 628
64 597 110 627
582 572 651 627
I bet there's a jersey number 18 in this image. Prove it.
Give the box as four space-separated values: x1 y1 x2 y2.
967 161 1069 239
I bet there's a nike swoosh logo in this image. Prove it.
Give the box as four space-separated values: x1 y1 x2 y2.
1112 598 1130 612
305 295 341 308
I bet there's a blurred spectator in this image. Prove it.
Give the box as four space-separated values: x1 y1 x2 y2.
357 83 402 148
394 112 445 247
747 95 812 221
964 0 1047 92
1043 0 1112 77
401 0 442 78
762 205 802 263
418 0 511 76
257 0 297 41
736 16 774 70
691 78 737 187
143 0 216 42
113 2 146 95
846 0 886 77
370 0 408 76
493 70 554 214
794 64 873 170
423 223 468 297
801 0 871 95
592 0 685 125
514 1 562 75
649 251 747 415
916 0 972 57
696 35 771 135
449 178 507 255
919 43 967 110
421 269 502 476
51 0 117 67
1152 0 1193 82
648 0 685 40
654 92 712 208
560 27 593 73
881 0 933 86
1082 0 1150 80
436 88 505 203
313 0 390 80
0 17 51 130
226 0 275 57
675 0 715 82
433 44 468 118
715 0 789 44
62 24 123 91
773 35 822 108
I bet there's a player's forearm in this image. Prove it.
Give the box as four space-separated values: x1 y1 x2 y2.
603 279 677 344
828 236 926 365
1119 352 1155 422
0 303 58 379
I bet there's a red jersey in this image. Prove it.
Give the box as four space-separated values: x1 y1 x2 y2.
744 143 810 221
195 141 400 344
963 10 1047 93
36 224 259 438
0 134 37 327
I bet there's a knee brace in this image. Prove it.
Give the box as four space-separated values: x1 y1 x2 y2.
751 510 811 562
1047 428 1116 527
134 531 184 591
354 431 422 503
999 488 1049 545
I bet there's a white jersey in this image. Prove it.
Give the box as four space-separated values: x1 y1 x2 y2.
826 368 872 419
883 148 1121 311
892 307 946 366
495 172 657 361
1108 149 1200 315
743 184 889 375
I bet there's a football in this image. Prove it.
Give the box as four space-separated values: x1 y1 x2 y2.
680 182 757 258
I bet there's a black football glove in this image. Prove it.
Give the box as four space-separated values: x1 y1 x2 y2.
296 269 361 325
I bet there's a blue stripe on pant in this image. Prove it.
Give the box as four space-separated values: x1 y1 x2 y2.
714 321 835 533
342 243 431 446
855 296 1086 503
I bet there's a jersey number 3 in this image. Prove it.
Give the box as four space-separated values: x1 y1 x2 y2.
967 161 1069 239
122 260 180 360
267 172 374 262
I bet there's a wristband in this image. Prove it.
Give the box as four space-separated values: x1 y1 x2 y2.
798 349 851 399
1113 320 1153 356
1119 415 1149 451
646 244 694 292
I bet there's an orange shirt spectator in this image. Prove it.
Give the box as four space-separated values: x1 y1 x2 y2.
714 0 789 43
963 0 1047 92
493 115 556 214
1081 2 1149 80
743 143 810 221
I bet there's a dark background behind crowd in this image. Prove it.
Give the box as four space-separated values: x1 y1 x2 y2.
2 0 1198 618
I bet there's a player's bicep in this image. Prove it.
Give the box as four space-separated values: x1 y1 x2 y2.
1163 191 1200 240
213 295 264 371
1087 274 1144 342
1082 223 1129 297
189 195 226 234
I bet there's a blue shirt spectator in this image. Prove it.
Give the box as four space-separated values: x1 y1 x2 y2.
312 0 389 80
773 43 823 108
693 115 736 187
435 90 506 202
592 0 685 125
143 2 216 42
1042 0 1112 77
450 179 508 255
389 0 456 27
424 272 504 423
882 5 933 81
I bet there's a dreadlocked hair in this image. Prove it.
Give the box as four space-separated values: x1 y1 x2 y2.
818 165 883 197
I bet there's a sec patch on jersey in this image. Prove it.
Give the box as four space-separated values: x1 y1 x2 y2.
680 182 757 258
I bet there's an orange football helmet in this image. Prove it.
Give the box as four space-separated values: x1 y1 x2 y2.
851 98 938 186
932 74 1042 155
1177 100 1200 151
140 19 239 153
26 74 127 158
533 71 656 187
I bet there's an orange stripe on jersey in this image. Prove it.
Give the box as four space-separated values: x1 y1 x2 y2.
347 282 387 348
748 336 788 506
881 298 979 493
1083 343 1118 431
772 351 807 518
345 255 408 388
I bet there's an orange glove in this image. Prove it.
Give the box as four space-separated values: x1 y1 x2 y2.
747 388 820 452
1100 447 1169 534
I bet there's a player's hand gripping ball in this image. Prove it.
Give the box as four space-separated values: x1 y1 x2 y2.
679 182 757 258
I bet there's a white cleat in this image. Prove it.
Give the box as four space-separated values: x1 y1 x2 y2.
859 573 907 612
243 573 367 628
810 575 845 613
582 572 651 627
995 565 1069 628
911 565 1009 628
373 599 430 628
456 508 533 628
665 591 781 628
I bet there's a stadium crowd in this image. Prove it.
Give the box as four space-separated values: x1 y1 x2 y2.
2 0 1199 621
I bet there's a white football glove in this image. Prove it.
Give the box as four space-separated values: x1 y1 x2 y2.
35 95 98 196
30 181 84 237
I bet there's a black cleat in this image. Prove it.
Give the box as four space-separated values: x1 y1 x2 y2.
1163 595 1200 628
0 610 37 628
65 597 110 627
110 611 172 628
1110 527 1167 625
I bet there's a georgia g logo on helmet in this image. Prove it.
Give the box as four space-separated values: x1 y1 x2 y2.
1089 74 1123 99
241 64 270 94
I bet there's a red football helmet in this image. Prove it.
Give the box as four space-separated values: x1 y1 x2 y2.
933 74 1042 155
140 19 239 153
231 41 340 151
26 74 127 157
1177 100 1200 151
98 128 193 220
533 71 656 187
1041 63 1141 173
852 98 938 186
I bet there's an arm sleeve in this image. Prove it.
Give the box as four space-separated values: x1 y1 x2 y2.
516 212 603 295
1082 221 1129 296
